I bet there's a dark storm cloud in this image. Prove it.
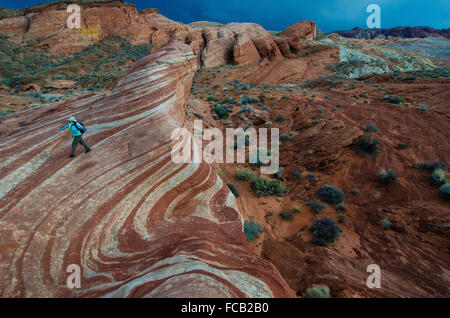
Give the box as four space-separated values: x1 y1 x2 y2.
1 0 449 32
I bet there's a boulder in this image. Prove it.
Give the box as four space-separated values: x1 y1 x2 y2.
280 20 317 40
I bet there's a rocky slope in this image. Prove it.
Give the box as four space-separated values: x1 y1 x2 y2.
0 0 449 298
0 43 294 297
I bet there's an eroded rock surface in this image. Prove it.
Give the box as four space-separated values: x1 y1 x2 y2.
0 43 294 298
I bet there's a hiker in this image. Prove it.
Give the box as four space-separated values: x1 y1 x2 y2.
59 116 91 158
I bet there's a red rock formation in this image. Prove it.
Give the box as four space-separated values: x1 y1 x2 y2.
0 1 189 55
0 1 319 68
280 21 317 40
0 43 294 298
233 33 261 66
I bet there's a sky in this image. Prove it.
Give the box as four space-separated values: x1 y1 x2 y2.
1 0 449 33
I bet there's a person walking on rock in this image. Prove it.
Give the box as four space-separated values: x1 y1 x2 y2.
60 116 91 158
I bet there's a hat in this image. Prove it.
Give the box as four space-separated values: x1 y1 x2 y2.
68 116 76 122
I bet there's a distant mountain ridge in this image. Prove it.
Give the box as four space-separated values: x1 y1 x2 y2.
332 26 450 39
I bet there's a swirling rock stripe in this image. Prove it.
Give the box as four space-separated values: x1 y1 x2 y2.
0 43 294 298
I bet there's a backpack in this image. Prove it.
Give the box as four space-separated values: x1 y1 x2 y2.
70 121 87 134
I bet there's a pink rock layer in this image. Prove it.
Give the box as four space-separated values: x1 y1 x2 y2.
0 43 294 298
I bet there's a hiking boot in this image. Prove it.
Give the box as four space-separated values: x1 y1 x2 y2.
85 148 91 153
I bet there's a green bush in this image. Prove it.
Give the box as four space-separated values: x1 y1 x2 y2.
353 135 380 157
227 183 240 198
305 285 330 298
310 218 342 246
275 114 286 122
293 171 302 179
279 206 301 221
214 105 231 119
291 206 301 214
414 161 446 171
363 122 379 132
308 200 325 214
379 169 397 184
430 169 447 186
335 203 347 212
2 108 15 115
279 210 294 221
207 95 218 102
440 184 450 201
380 217 392 229
384 96 405 104
317 185 345 204
235 169 254 181
244 220 263 242
251 178 287 197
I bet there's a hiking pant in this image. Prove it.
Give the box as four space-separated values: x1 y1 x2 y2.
71 136 90 156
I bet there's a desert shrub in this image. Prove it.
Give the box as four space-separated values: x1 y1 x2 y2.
363 122 379 132
235 169 254 181
430 169 447 186
337 215 346 223
308 200 325 213
416 104 428 111
414 161 446 172
293 171 302 179
291 206 301 214
439 184 450 200
222 96 236 104
379 169 398 184
335 203 347 212
310 218 342 246
251 178 287 197
238 96 260 105
384 96 405 104
214 105 230 119
353 135 380 157
305 285 330 298
275 114 285 122
2 108 15 115
397 143 408 150
244 220 263 242
308 173 318 184
351 188 360 195
207 95 218 102
380 217 392 229
237 105 253 114
227 183 240 198
280 134 292 142
273 168 284 180
193 113 204 119
317 185 345 204
279 210 294 221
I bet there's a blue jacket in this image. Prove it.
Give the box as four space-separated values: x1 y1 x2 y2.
60 122 84 137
